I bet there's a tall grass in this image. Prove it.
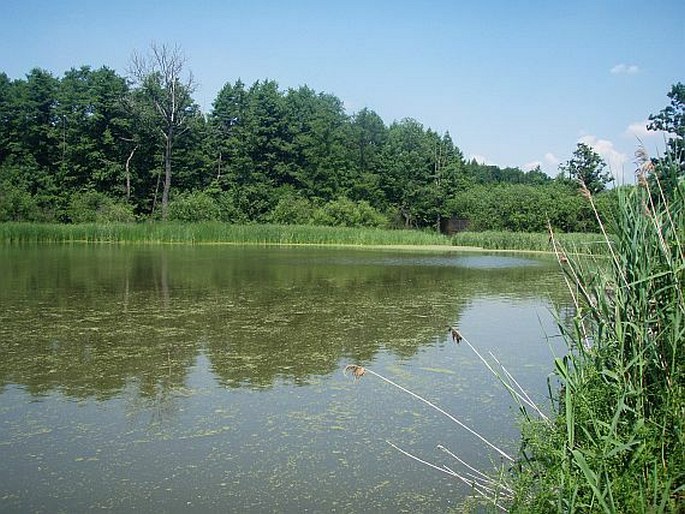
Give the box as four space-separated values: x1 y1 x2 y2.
451 230 609 254
344 156 683 512
0 221 613 255
510 160 685 512
0 222 451 246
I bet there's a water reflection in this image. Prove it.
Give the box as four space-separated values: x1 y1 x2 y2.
0 245 565 397
0 244 570 512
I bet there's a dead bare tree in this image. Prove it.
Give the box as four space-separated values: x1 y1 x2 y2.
128 43 196 219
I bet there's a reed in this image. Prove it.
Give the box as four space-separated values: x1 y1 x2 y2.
0 222 451 246
451 230 609 253
342 361 515 511
344 154 683 512
510 157 685 512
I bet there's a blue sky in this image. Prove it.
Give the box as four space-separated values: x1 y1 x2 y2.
1 0 683 181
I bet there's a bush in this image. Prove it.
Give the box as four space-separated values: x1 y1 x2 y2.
167 191 221 222
268 194 316 225
0 182 40 222
447 183 600 233
313 197 386 228
67 190 135 223
212 192 244 223
96 202 136 223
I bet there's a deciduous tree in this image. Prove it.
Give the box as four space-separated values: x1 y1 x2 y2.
647 82 684 200
129 43 198 219
559 142 612 194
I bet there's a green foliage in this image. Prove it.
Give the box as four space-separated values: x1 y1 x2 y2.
4 60 677 239
463 160 552 186
0 222 451 246
380 119 465 227
510 164 685 512
268 194 316 225
96 201 136 223
559 142 613 194
167 191 221 222
67 190 135 223
0 182 39 221
211 191 244 223
447 183 602 233
313 197 387 228
647 82 685 202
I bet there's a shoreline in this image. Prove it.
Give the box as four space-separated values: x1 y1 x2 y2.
1 238 564 257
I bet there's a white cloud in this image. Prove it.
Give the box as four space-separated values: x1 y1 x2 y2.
578 135 628 179
520 153 560 176
625 120 652 139
610 63 640 75
544 152 560 167
470 154 489 165
624 120 673 144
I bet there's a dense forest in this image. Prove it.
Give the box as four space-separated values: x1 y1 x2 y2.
1 46 681 232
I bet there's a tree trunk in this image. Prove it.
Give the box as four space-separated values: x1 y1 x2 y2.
161 126 173 220
217 151 222 179
125 145 137 201
152 168 161 216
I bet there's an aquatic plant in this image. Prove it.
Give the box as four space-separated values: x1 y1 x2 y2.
347 150 685 512
451 230 609 254
508 155 685 512
0 222 450 246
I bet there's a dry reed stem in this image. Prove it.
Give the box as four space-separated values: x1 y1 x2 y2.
547 221 593 349
344 363 515 461
437 444 514 496
459 335 550 423
487 350 549 423
386 441 509 512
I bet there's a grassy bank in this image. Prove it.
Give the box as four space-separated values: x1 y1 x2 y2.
451 230 608 253
509 175 685 511
0 222 452 246
0 221 617 254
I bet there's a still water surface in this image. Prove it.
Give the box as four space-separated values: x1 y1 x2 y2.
0 245 568 512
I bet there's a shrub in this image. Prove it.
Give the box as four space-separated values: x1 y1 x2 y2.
95 202 136 223
268 194 316 225
167 191 221 222
447 183 600 233
0 182 39 222
67 190 134 223
212 192 244 223
313 197 386 227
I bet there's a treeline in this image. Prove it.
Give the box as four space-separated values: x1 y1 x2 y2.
0 56 632 231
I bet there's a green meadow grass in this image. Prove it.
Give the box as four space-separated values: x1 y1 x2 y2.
0 222 452 246
451 230 609 253
0 221 614 255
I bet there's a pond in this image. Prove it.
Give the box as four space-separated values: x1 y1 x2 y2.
0 244 569 512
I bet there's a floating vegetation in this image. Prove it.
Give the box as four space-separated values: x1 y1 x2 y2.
0 244 565 512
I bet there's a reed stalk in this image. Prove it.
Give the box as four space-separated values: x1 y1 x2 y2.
344 151 684 512
0 222 451 246
510 152 685 512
